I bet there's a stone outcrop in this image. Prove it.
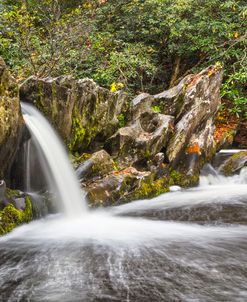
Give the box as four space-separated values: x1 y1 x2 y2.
20 76 129 152
0 57 23 179
82 65 223 204
19 64 223 206
166 66 223 173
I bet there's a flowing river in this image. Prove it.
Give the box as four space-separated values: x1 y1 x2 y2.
0 104 247 302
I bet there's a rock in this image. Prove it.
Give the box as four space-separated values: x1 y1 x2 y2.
19 64 224 206
0 186 34 236
0 57 24 178
153 74 192 118
86 167 150 206
12 197 26 211
105 110 174 167
20 76 129 152
163 65 223 182
219 151 247 176
0 194 33 236
76 150 115 181
0 180 7 210
147 152 165 174
86 167 171 206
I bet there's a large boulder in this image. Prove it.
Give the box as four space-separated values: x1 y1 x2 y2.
166 66 223 169
0 57 24 178
20 76 129 152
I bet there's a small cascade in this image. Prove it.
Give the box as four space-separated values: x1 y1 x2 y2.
21 103 87 216
200 149 247 186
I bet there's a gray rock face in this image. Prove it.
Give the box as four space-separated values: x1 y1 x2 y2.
0 57 23 178
20 76 129 152
105 110 174 166
166 66 223 173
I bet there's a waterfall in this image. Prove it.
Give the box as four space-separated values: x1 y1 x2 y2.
24 139 31 192
21 103 87 216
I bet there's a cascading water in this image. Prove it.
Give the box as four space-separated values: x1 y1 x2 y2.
1 106 247 301
23 139 32 192
21 103 87 216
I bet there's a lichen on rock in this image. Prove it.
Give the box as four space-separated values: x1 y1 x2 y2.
0 57 24 178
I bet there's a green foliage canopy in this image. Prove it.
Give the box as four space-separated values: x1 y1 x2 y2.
0 0 246 117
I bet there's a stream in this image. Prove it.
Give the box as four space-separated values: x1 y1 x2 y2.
1 169 247 302
0 104 247 302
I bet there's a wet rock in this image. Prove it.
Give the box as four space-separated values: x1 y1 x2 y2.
0 186 33 236
219 151 247 176
76 150 115 181
20 77 129 152
12 197 26 211
0 57 24 178
86 167 150 206
105 110 174 167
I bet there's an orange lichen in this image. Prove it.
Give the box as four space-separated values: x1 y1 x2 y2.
186 143 201 155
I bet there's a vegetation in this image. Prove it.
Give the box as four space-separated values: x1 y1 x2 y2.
0 196 33 236
0 0 246 118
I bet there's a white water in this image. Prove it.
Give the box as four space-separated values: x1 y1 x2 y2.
2 163 247 246
21 103 87 216
219 149 247 154
24 139 31 191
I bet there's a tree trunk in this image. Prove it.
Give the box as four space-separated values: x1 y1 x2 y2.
169 57 181 88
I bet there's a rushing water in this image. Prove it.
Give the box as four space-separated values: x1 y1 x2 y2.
1 105 247 301
21 103 86 216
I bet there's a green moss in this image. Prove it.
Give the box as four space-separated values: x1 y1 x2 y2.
0 196 33 236
34 82 46 112
169 170 199 187
113 160 119 171
151 105 161 113
128 175 170 201
5 188 20 199
69 116 86 151
117 113 126 128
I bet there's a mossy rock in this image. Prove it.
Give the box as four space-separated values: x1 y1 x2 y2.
123 174 170 202
0 196 33 236
169 170 199 188
219 151 247 176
